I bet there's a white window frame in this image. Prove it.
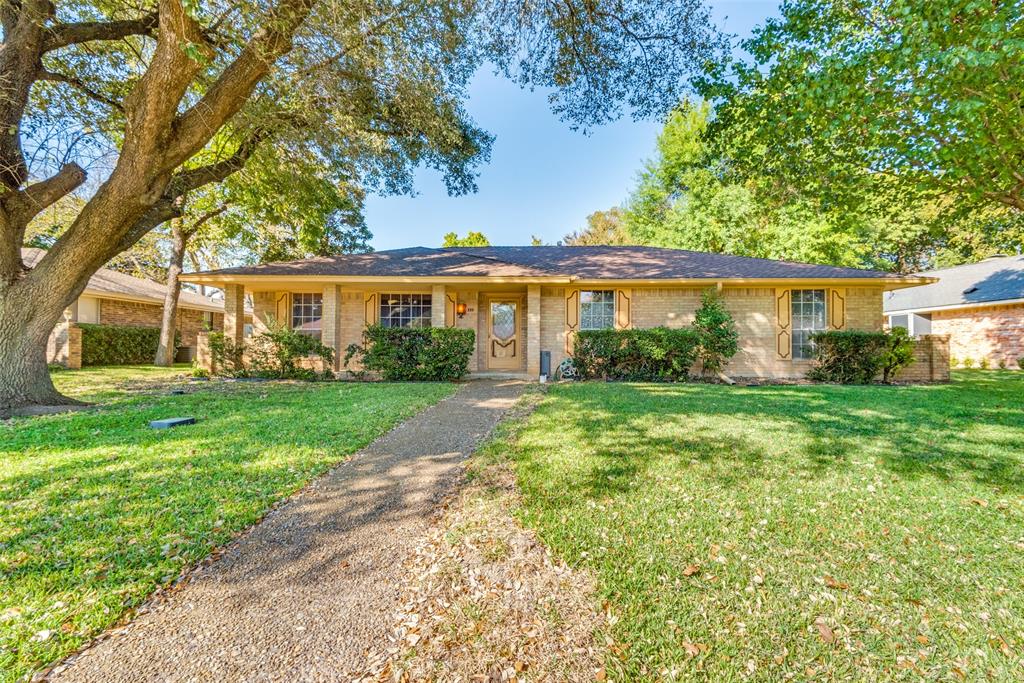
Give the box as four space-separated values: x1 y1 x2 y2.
379 292 432 328
791 289 827 360
579 290 616 331
291 292 323 339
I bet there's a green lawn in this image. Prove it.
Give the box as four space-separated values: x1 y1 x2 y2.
0 367 454 681
488 372 1024 681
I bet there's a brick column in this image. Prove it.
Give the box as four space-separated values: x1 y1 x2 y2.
66 324 82 370
223 283 245 346
321 285 342 373
527 284 541 378
431 284 446 328
196 330 214 373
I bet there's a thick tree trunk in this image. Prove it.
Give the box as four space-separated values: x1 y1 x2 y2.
0 294 76 416
155 221 187 366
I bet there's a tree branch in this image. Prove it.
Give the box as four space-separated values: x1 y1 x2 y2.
38 68 125 111
43 12 160 52
112 130 267 256
3 162 86 226
167 0 315 166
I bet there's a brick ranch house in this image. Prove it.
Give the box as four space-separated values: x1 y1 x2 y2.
884 254 1024 368
182 245 943 381
23 248 230 369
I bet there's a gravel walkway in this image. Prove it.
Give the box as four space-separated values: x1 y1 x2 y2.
49 379 526 683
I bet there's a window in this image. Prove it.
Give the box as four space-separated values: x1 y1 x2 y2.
888 314 909 332
889 312 931 337
580 290 615 330
380 293 432 328
291 292 323 339
791 289 826 360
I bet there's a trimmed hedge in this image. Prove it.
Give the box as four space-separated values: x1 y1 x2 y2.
573 327 701 381
79 323 179 366
807 328 915 384
345 325 475 381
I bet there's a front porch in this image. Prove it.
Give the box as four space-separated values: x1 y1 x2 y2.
217 282 545 378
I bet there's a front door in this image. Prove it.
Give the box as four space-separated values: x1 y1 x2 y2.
487 299 519 370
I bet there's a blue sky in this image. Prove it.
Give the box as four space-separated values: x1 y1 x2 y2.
364 1 781 251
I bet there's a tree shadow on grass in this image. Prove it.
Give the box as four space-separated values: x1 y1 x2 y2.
535 373 1024 502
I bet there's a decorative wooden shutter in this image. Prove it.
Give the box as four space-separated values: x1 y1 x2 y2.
775 289 792 359
828 288 846 330
615 289 631 329
565 288 579 354
364 293 378 325
445 293 456 327
275 292 290 329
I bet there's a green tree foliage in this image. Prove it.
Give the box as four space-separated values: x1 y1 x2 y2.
698 0 1024 214
442 231 491 247
624 101 1023 271
624 102 872 266
563 207 631 245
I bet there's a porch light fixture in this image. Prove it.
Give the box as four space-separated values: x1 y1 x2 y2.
456 302 468 318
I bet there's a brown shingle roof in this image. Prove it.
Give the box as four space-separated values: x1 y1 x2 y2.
453 246 896 280
22 248 226 312
184 245 900 281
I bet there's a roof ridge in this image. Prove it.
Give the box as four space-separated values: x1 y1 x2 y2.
441 247 570 276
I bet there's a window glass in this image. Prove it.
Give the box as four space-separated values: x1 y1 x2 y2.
912 313 931 335
291 292 323 339
791 289 826 360
380 293 432 328
580 290 616 330
889 314 909 332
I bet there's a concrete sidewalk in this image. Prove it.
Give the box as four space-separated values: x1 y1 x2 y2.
49 380 526 683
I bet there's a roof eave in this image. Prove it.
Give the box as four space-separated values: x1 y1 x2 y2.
80 288 226 313
884 296 1024 315
180 274 573 285
181 273 935 289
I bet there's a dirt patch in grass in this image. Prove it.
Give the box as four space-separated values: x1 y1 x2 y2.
356 393 606 682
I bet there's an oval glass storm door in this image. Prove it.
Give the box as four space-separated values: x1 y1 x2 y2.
487 300 519 370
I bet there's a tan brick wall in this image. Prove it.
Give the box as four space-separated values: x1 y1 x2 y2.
929 303 1024 367
539 284 884 379
450 289 480 371
893 334 951 382
223 284 245 345
540 287 568 372
98 298 163 328
97 298 216 348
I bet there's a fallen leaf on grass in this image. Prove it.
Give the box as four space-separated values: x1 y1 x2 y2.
683 642 708 657
814 618 835 644
824 575 849 590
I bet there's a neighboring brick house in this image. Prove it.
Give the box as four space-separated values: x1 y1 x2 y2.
22 248 229 368
884 255 1024 368
183 245 938 381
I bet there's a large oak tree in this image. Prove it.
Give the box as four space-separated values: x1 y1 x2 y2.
0 0 721 412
